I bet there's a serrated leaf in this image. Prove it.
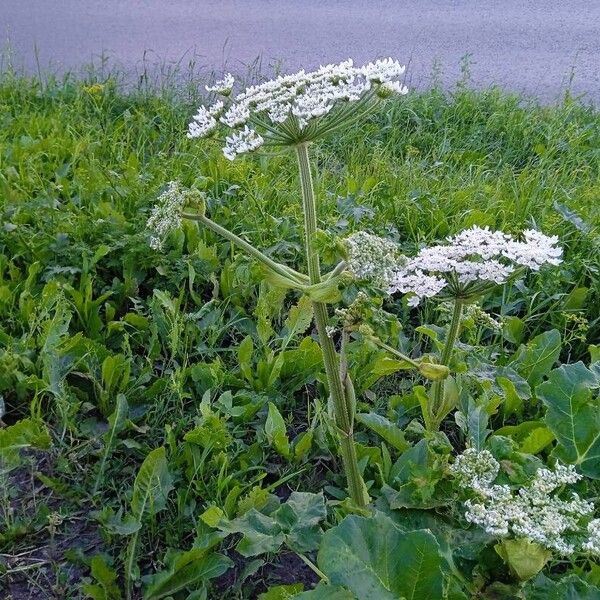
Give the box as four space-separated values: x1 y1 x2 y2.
495 539 551 581
284 295 314 339
317 512 444 600
538 362 600 477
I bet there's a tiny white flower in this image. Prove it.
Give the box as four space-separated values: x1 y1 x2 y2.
205 73 235 95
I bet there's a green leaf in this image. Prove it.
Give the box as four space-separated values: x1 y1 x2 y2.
502 316 525 344
317 512 444 600
238 335 254 383
538 362 600 477
495 539 551 581
284 295 314 340
265 402 291 459
143 548 232 600
495 421 554 455
293 430 313 462
94 394 129 494
219 509 285 557
82 555 122 600
258 584 305 599
131 447 173 520
125 447 174 594
0 418 51 473
523 574 600 599
510 330 561 386
272 492 326 552
356 413 410 452
293 583 355 599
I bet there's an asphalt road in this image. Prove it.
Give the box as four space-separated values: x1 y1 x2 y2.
2 0 600 102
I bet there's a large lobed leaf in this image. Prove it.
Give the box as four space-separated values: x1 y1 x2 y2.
317 512 444 600
538 362 600 477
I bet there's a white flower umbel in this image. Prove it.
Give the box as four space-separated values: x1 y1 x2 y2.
347 226 562 306
205 73 235 95
188 59 408 159
451 449 595 556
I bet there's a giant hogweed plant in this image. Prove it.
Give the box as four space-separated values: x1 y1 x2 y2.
147 60 561 510
148 59 421 508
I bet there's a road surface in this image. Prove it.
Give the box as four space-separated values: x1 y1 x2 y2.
2 0 600 102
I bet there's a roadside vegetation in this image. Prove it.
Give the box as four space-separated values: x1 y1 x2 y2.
1 62 599 599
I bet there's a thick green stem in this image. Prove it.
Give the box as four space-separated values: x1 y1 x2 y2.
430 298 463 428
295 143 368 507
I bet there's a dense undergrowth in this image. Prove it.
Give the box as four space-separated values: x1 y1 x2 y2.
1 68 600 599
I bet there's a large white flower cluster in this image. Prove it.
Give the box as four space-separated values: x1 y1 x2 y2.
346 226 562 306
188 59 408 160
451 449 599 556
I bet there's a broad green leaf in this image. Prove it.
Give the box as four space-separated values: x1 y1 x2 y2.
82 555 122 600
538 362 600 476
356 413 410 452
510 329 561 386
0 418 51 472
219 509 284 557
503 315 524 344
523 574 600 599
495 538 551 581
317 512 444 600
131 447 173 520
143 548 232 600
272 492 326 552
293 430 313 462
265 402 290 459
219 493 326 557
293 583 355 599
495 421 554 455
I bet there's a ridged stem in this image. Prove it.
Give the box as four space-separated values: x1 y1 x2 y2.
295 142 368 507
430 298 463 428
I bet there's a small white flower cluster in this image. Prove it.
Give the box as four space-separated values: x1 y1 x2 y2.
345 226 562 306
188 59 407 159
451 449 597 556
345 231 403 287
583 519 600 555
146 181 187 250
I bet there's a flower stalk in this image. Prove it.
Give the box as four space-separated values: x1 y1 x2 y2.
295 142 368 507
429 298 463 430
